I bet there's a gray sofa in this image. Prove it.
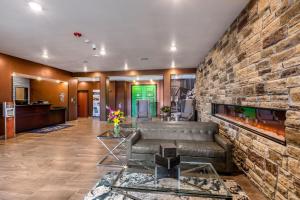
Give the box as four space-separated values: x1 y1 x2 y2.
127 122 233 173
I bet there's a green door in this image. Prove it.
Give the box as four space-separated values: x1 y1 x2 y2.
131 85 157 117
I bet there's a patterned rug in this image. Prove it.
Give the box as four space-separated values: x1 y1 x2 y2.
85 172 250 200
29 124 73 133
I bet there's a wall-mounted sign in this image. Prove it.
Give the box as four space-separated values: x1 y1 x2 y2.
59 93 65 103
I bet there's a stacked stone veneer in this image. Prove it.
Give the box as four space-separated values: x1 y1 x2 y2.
195 0 300 199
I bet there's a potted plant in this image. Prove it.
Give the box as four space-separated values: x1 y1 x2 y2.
160 106 171 121
106 106 125 136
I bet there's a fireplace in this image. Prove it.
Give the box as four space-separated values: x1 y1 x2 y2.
212 104 286 145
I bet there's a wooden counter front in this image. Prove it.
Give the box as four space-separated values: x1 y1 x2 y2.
16 104 66 133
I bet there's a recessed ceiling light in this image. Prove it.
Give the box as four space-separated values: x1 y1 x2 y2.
171 61 176 68
42 54 48 59
170 42 177 52
42 49 48 59
28 2 42 12
83 66 88 72
100 47 106 56
92 44 97 50
124 63 128 70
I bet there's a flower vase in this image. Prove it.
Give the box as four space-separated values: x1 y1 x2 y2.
113 124 120 136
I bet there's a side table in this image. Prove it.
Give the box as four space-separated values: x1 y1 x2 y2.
96 129 131 166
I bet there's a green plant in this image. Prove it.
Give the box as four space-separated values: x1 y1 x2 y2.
160 106 171 113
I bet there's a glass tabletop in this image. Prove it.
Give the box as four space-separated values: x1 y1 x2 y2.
111 160 232 199
97 129 131 139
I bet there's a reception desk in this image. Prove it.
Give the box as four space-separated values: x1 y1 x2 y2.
15 104 66 133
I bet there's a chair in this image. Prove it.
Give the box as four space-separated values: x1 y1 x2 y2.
136 100 151 121
179 99 195 121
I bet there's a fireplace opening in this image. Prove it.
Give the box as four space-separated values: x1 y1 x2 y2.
212 104 286 145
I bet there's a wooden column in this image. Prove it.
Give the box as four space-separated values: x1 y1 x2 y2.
163 70 171 106
68 78 78 121
100 74 108 121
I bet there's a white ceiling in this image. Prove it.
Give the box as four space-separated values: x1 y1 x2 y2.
0 0 248 72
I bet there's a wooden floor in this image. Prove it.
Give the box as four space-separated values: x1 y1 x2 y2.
0 118 267 200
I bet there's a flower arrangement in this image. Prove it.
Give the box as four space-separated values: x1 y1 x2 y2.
160 106 171 113
106 106 125 126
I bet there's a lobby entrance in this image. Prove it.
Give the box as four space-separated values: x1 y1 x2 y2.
131 84 157 117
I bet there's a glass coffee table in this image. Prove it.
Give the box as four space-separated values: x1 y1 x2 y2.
111 160 232 199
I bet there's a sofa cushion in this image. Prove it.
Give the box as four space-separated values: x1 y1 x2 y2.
132 139 175 154
176 141 226 158
140 127 216 142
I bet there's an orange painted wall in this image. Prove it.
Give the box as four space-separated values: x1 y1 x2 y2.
30 79 69 108
0 53 76 122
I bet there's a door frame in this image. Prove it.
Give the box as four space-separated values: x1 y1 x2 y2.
131 84 157 117
77 90 89 117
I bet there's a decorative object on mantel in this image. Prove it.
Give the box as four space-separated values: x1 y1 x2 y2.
84 172 250 200
160 106 171 121
106 106 125 136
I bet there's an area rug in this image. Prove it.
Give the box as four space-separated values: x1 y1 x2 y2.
84 172 250 200
29 124 73 133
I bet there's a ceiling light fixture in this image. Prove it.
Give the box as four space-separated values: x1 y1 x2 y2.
42 49 49 59
100 47 106 56
92 44 97 50
170 42 177 52
171 60 176 68
28 1 42 12
42 53 49 59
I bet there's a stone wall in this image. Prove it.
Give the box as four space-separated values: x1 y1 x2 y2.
195 0 300 199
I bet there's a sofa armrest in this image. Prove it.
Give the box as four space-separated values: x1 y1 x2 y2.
214 134 233 173
126 130 141 160
214 134 233 150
